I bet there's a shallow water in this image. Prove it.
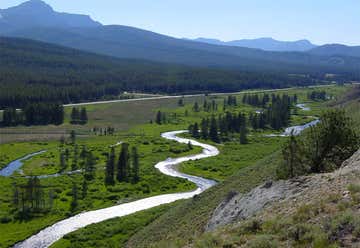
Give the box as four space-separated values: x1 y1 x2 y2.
266 119 320 137
296 103 310 111
282 119 320 136
14 131 219 248
0 151 46 177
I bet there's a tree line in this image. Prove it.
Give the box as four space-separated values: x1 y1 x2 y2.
187 93 297 143
0 36 326 109
1 103 64 127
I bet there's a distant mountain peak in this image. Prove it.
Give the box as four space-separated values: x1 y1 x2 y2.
11 0 53 12
0 0 101 31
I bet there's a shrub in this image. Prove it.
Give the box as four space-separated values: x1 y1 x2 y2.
0 216 12 223
293 204 316 222
325 210 360 242
240 219 263 234
246 235 279 248
348 184 360 204
194 233 222 248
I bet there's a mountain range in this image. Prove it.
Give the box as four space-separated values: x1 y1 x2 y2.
0 0 359 78
190 37 317 52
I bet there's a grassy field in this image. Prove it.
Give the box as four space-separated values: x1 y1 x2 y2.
50 203 178 248
0 128 202 248
0 84 353 247
0 84 349 144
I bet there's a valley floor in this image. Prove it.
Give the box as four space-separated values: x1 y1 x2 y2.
0 84 356 248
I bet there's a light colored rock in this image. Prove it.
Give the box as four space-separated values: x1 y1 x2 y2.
206 149 360 231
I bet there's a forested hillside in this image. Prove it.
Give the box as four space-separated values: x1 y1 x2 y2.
0 37 321 108
310 44 360 58
6 25 360 76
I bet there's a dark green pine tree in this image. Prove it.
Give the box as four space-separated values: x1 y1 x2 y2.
105 147 116 185
54 104 64 125
60 151 67 171
188 141 193 150
201 118 209 139
192 122 200 139
80 107 88 124
240 124 248 144
193 102 200 112
81 177 88 199
178 97 184 106
117 143 130 182
70 130 76 144
70 107 80 124
84 151 96 180
72 144 79 171
209 116 220 143
155 111 162 125
280 133 307 178
70 183 78 212
131 147 140 183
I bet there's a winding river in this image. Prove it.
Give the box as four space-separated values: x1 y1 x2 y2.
13 131 219 248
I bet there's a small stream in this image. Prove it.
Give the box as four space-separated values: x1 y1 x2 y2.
0 151 46 177
296 103 310 111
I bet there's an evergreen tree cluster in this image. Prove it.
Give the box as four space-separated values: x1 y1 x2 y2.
226 95 238 106
242 93 270 107
246 94 296 130
92 126 115 136
155 111 168 125
307 90 327 101
203 99 218 112
105 144 140 185
189 112 248 143
70 107 88 125
13 177 54 219
242 93 297 108
193 102 200 112
278 109 359 179
2 103 64 126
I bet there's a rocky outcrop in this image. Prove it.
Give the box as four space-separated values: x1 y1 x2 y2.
206 149 360 231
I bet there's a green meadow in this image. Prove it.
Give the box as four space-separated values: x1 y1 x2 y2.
0 84 353 247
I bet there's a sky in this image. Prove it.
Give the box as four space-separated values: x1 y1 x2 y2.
1 0 359 46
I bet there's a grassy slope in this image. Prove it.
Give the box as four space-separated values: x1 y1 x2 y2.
192 96 360 248
193 182 360 248
127 152 282 247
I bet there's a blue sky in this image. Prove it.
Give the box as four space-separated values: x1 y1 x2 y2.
1 0 359 45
